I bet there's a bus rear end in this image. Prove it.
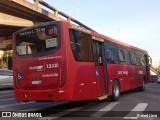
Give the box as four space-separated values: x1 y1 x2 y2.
13 21 67 101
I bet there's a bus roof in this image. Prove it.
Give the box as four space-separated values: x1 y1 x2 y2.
69 21 148 54
14 20 148 54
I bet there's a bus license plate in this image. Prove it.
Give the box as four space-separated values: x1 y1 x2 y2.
32 80 41 85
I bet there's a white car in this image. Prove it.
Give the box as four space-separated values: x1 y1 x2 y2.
0 69 14 89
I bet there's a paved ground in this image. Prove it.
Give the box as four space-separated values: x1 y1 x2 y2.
1 83 160 120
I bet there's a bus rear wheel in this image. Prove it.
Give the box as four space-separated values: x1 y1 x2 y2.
112 80 120 101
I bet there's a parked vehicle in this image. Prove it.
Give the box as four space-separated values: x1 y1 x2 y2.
157 74 160 84
0 69 14 89
151 75 158 82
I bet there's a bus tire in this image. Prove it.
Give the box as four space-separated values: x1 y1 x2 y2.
112 80 120 101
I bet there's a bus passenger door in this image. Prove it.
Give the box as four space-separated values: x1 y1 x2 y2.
144 54 151 83
93 40 107 97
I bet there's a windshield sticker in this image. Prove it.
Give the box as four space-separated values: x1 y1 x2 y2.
46 38 58 48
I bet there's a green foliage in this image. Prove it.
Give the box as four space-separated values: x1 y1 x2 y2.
2 50 13 58
0 50 13 69
0 62 8 69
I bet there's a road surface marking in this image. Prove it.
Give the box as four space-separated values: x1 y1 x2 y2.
37 102 96 119
0 101 35 109
21 101 69 112
99 102 120 111
38 117 57 120
0 97 15 102
37 103 85 120
123 103 148 119
92 102 120 117
0 90 13 94
0 93 14 98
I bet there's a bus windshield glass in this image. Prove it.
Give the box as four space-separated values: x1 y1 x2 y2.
15 24 59 57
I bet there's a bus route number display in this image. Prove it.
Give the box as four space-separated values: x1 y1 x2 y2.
46 38 58 48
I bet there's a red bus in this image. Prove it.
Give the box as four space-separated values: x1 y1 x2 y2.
13 21 150 101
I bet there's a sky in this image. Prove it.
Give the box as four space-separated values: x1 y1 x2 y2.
28 0 160 60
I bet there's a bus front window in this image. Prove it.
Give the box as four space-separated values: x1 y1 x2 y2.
15 24 59 57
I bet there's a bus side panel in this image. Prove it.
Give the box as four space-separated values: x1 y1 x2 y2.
70 63 97 100
107 64 133 95
131 66 144 89
107 64 121 95
107 64 145 96
63 24 97 101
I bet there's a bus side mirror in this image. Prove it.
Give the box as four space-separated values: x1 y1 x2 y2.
148 56 152 65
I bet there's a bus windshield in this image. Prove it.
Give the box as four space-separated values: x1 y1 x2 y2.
15 24 59 57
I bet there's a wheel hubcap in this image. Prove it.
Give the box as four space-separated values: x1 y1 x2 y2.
114 84 119 97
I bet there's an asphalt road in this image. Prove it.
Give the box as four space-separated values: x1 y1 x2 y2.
1 83 160 120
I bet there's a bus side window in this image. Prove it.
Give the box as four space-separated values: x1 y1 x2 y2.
70 30 81 60
140 56 146 66
118 49 126 63
104 41 118 64
124 49 132 65
130 52 138 65
70 29 93 62
135 53 140 66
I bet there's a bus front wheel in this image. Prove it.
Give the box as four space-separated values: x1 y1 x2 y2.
112 80 120 101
